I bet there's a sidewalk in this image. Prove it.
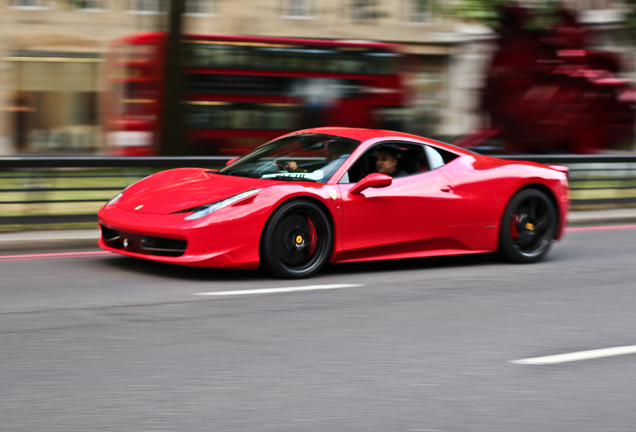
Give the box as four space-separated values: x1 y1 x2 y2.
1 208 635 252
566 207 636 226
0 228 99 251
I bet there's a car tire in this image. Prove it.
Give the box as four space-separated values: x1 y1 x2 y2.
497 188 558 264
260 200 333 278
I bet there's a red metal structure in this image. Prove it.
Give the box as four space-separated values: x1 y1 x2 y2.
455 5 636 154
103 33 407 156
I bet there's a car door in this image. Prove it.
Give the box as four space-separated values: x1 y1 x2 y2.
336 143 459 261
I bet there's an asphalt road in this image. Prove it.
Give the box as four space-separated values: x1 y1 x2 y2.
2 225 636 431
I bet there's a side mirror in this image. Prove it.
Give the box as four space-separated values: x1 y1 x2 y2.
225 157 239 166
349 173 392 195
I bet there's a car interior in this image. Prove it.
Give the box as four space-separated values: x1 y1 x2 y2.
343 142 457 183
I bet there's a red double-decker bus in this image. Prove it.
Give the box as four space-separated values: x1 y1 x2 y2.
103 32 408 156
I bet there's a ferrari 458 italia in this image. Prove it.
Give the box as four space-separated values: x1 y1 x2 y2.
98 127 569 278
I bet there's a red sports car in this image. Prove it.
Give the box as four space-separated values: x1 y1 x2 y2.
98 127 569 278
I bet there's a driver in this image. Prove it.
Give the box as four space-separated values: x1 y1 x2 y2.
375 147 406 178
277 141 350 174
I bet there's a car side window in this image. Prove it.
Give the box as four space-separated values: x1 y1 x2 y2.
424 146 446 170
341 142 458 184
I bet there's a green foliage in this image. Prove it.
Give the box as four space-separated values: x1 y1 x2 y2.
436 0 509 27
623 0 636 44
438 1 566 30
440 0 636 44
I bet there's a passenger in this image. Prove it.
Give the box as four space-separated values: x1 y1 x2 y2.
325 141 350 163
375 147 406 178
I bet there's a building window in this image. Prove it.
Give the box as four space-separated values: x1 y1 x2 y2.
129 0 166 13
74 0 107 10
186 0 217 14
281 0 311 18
346 0 383 23
6 52 103 153
9 0 48 8
405 0 431 23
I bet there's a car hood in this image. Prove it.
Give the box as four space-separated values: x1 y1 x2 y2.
116 168 274 215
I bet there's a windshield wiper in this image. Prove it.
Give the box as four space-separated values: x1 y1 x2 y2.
214 170 260 178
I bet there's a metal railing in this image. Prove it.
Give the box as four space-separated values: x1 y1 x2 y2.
0 156 229 226
1 154 635 226
504 154 636 207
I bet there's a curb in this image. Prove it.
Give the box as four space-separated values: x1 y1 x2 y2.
1 209 636 252
0 229 99 251
565 208 636 227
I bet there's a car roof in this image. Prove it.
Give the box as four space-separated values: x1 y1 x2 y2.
292 127 476 156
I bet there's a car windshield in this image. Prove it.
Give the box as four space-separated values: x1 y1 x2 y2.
218 133 360 183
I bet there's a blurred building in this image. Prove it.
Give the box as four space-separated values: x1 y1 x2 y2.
0 0 629 154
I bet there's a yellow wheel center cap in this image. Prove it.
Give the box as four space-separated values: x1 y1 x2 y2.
295 235 304 244
526 223 535 231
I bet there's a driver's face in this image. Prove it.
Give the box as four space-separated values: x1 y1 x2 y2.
376 150 397 175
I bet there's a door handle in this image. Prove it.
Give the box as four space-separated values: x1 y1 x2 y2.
440 185 452 193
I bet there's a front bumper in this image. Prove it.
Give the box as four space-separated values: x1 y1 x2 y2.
97 205 266 269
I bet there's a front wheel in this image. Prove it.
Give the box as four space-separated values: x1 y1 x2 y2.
498 188 558 263
260 200 333 278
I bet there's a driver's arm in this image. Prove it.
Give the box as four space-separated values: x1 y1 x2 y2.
286 161 307 173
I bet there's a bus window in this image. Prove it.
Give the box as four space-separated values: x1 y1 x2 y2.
104 33 408 155
185 44 238 69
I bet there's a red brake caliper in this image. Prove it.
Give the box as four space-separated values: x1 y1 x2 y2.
306 218 317 258
510 214 520 238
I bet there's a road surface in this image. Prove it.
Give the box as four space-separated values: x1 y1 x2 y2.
1 225 636 431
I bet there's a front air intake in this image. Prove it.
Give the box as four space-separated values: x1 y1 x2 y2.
100 225 187 257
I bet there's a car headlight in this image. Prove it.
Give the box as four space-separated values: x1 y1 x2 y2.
106 188 126 207
185 189 263 221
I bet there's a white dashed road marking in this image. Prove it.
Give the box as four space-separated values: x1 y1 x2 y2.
194 284 363 297
510 345 636 365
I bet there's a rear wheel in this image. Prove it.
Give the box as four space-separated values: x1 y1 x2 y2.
260 200 333 278
498 188 557 263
